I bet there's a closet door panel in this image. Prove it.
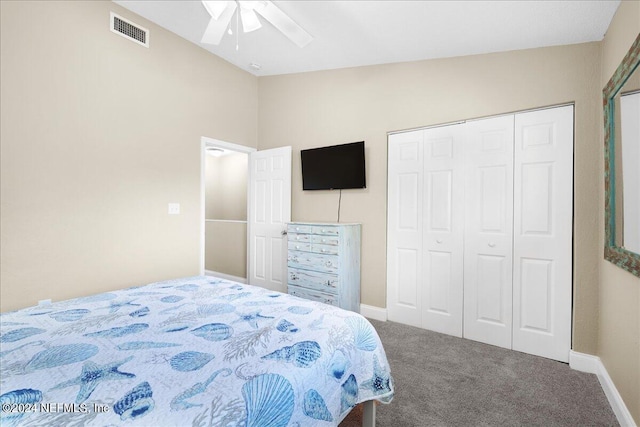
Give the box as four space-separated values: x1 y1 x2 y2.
463 115 515 349
513 105 573 362
422 125 464 337
387 130 424 327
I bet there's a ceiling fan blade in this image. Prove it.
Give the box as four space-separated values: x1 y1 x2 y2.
253 1 313 48
202 1 229 20
201 1 237 45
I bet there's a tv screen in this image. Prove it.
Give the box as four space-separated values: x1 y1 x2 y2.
301 141 366 190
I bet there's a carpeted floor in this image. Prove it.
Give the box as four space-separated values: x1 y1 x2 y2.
341 319 618 427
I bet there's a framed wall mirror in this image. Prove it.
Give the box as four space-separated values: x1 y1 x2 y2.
604 33 640 277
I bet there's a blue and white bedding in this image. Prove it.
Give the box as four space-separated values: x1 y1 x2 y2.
0 276 394 426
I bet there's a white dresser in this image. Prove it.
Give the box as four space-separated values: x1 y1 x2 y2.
286 222 361 312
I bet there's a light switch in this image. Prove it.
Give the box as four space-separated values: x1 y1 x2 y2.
168 203 180 215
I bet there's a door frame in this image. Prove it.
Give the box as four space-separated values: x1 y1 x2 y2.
200 136 256 277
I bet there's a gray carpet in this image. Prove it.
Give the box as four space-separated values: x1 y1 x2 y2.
341 319 618 427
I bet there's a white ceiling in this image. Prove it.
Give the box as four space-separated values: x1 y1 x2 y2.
114 0 620 77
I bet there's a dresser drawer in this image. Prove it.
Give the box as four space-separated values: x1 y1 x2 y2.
310 243 339 256
288 241 311 252
288 268 338 294
288 233 311 244
311 235 339 246
288 285 338 307
311 225 340 237
288 224 312 234
287 251 339 274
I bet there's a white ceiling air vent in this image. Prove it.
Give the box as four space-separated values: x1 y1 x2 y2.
110 12 149 48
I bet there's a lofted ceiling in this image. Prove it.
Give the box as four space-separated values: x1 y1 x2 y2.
114 0 620 76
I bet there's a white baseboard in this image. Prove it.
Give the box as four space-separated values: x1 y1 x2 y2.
569 350 600 373
569 351 636 427
204 270 247 284
360 304 387 321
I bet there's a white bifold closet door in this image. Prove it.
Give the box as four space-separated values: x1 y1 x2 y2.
463 115 515 349
387 124 465 336
511 106 573 362
421 124 465 336
387 129 425 328
387 105 573 362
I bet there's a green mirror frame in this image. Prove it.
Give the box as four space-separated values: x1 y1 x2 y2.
604 32 640 277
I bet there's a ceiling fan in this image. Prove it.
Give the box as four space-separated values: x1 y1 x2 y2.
201 1 313 48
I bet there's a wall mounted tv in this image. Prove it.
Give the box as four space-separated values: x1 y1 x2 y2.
301 141 366 190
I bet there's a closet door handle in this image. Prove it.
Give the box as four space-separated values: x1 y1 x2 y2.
488 242 496 248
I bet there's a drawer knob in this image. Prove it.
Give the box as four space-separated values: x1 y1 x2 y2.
488 242 496 248
436 239 443 244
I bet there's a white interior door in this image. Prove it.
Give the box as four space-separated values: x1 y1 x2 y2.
387 130 424 327
422 124 465 337
512 106 573 362
463 115 515 350
248 146 291 292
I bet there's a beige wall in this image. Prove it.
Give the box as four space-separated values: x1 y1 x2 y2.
259 42 602 354
205 153 248 221
204 152 248 277
599 1 640 422
0 1 258 311
205 221 247 278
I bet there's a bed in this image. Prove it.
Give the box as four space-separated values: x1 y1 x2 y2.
0 276 394 426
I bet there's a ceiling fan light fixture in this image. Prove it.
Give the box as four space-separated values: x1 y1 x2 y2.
240 7 261 32
200 0 312 48
202 1 228 20
201 1 237 45
239 1 268 12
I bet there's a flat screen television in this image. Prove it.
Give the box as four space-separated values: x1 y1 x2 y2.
301 141 366 190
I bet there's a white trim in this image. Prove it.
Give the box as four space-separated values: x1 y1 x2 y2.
205 219 248 224
569 351 637 427
202 136 257 154
204 270 247 284
569 350 600 373
387 102 575 135
360 304 387 321
200 139 206 276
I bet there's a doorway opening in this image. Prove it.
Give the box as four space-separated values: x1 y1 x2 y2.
200 136 256 283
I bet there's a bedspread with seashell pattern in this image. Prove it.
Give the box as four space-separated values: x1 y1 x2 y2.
0 276 394 426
